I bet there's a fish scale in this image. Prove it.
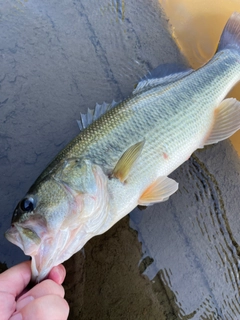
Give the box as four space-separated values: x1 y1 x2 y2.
5 12 240 281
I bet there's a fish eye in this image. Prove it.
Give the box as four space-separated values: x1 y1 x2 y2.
19 197 36 213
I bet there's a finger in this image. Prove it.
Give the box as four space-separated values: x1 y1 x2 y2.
16 279 65 311
0 261 31 297
10 295 69 320
47 264 66 285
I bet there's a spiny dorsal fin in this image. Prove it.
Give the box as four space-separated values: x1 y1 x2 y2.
112 140 145 183
77 100 118 131
133 63 193 95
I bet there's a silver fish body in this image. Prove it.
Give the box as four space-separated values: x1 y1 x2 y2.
5 12 240 281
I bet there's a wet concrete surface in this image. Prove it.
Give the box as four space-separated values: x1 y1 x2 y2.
1 1 240 319
0 0 184 266
131 141 240 319
64 216 177 320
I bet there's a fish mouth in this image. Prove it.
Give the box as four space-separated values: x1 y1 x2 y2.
5 223 42 256
5 223 51 282
5 225 24 250
5 222 68 282
5 221 76 282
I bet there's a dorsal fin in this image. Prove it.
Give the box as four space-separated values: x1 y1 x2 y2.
77 100 118 131
133 63 193 95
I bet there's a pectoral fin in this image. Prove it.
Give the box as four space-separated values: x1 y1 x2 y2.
112 141 145 182
139 176 178 206
204 98 240 145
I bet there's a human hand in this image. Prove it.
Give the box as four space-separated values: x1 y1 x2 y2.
0 261 69 320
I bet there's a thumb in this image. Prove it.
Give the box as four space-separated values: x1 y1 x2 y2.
47 264 66 285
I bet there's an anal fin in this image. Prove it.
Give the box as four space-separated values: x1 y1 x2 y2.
205 98 240 145
139 176 178 206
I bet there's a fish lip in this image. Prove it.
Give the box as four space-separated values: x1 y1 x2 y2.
5 224 51 282
5 225 24 250
5 223 42 253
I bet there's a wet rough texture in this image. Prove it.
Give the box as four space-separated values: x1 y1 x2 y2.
64 216 177 320
1 0 184 267
131 141 240 319
1 0 240 319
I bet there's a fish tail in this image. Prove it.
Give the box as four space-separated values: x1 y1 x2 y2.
218 12 240 52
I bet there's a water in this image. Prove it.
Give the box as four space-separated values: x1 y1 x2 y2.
1 1 240 319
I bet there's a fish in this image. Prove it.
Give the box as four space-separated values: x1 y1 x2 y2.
5 12 240 282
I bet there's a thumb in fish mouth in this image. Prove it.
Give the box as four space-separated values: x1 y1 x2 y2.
5 217 54 282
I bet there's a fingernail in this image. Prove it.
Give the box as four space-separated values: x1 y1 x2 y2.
58 264 66 281
9 312 22 320
16 295 34 311
54 264 66 284
49 264 66 284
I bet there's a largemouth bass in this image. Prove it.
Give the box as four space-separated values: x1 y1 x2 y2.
5 12 240 282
